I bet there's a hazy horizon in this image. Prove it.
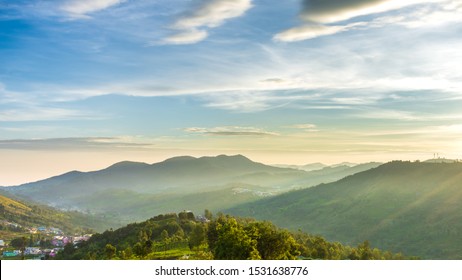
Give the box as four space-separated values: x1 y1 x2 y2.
0 152 455 186
1 0 461 185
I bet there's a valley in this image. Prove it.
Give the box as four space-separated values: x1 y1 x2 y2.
2 155 461 259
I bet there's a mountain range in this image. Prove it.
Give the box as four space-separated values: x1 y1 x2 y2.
226 160 462 259
3 155 380 223
4 155 461 259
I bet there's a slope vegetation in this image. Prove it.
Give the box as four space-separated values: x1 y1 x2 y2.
56 212 408 260
4 155 380 222
227 161 462 259
0 193 118 233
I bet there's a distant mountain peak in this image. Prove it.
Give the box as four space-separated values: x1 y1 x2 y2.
212 154 252 161
161 156 197 163
220 154 247 158
163 154 253 163
331 162 357 167
424 158 459 163
107 161 150 169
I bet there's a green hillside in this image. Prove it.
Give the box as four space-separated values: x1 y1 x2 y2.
5 155 380 222
69 184 270 224
0 193 119 234
56 211 409 260
226 161 462 259
0 195 31 214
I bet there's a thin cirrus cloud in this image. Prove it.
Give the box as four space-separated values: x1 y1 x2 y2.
184 126 279 137
274 22 364 42
163 0 253 44
287 124 319 133
60 0 125 17
274 0 442 42
289 124 317 129
0 137 152 150
0 106 104 122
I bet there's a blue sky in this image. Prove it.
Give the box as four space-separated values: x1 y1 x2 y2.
1 0 462 185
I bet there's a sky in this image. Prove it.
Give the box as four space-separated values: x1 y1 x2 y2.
1 0 462 185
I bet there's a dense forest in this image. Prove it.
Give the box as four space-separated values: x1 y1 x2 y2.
57 211 412 260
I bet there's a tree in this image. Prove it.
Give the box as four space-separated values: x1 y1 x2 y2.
10 237 26 249
204 209 213 220
247 222 300 260
119 246 134 260
161 229 169 241
357 240 373 260
133 242 148 257
179 211 195 221
166 221 181 236
161 229 170 252
138 230 149 243
62 243 76 258
189 224 206 249
105 244 116 259
207 215 260 260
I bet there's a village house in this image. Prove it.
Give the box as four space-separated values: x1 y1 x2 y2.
195 215 210 223
51 236 70 247
3 251 19 257
49 227 63 235
25 247 42 255
72 234 92 245
3 249 22 257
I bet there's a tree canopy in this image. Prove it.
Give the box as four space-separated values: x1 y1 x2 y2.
55 211 411 260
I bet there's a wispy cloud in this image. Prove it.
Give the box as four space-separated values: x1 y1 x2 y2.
274 21 364 42
0 106 105 122
201 90 281 112
274 0 456 42
330 96 379 105
352 108 462 122
300 0 429 23
161 29 208 45
0 137 153 150
355 109 424 121
184 126 279 136
163 0 253 44
287 123 319 133
0 0 126 20
0 83 19 105
371 0 462 28
198 87 401 113
60 0 125 18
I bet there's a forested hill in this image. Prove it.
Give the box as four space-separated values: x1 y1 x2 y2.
56 211 410 260
227 161 462 259
0 193 117 233
4 155 380 223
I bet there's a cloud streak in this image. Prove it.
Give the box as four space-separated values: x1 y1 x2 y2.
274 22 364 42
0 137 153 150
0 106 105 122
274 0 450 42
184 126 279 136
60 0 125 18
0 108 75 122
163 0 253 44
300 0 418 23
287 124 319 133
